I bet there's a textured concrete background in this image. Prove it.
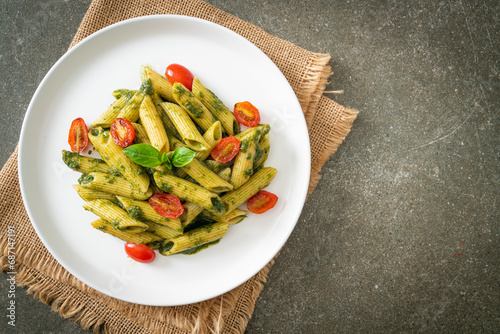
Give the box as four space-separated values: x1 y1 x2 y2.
0 0 498 333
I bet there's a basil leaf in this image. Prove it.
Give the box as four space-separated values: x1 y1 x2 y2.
171 147 196 167
161 152 172 169
164 158 172 169
123 144 162 167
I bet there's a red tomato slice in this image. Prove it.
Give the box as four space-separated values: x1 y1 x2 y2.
247 190 278 214
124 242 155 263
211 136 241 163
165 64 194 91
234 101 260 127
149 193 184 218
68 117 89 153
110 118 135 147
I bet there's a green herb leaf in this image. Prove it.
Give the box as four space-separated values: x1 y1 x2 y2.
161 152 169 163
123 144 162 167
171 147 196 167
161 152 172 169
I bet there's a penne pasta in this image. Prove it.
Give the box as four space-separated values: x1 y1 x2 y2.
143 66 175 102
88 127 150 193
180 158 233 193
254 133 270 169
172 82 218 132
222 167 277 213
116 196 183 232
150 92 181 139
91 219 161 244
160 102 209 151
62 150 119 175
72 184 116 202
78 172 152 201
139 95 169 153
92 93 131 128
192 77 240 135
153 172 226 215
159 222 229 256
131 123 152 145
202 208 248 225
115 90 145 123
83 199 148 233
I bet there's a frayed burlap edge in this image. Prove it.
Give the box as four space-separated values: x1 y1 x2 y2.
0 242 274 334
308 99 359 195
300 55 332 127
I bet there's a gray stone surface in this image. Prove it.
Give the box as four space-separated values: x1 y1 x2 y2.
0 0 498 333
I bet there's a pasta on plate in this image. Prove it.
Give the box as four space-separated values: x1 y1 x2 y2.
63 65 278 260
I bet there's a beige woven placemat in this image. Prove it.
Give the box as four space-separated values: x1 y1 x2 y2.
0 0 358 333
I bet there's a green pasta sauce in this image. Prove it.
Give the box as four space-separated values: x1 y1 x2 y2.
210 198 227 214
78 173 94 185
128 206 143 221
180 240 220 255
140 79 154 95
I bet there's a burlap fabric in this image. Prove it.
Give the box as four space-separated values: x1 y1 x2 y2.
0 0 358 333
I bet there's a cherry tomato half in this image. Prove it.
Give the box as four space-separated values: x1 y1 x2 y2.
149 193 184 218
211 136 241 163
124 242 155 263
110 118 135 147
68 117 89 153
234 101 260 127
247 190 278 214
166 64 194 91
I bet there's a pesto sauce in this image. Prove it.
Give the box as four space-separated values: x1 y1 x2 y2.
113 200 125 210
103 175 116 183
183 101 203 118
62 151 81 170
109 168 122 176
209 90 225 114
244 169 253 177
179 239 221 255
240 139 249 152
233 122 240 135
254 145 263 164
67 160 80 170
211 198 226 213
140 79 154 95
161 241 174 253
175 84 187 95
128 206 143 221
147 241 162 250
78 173 94 185
159 182 173 192
184 216 216 233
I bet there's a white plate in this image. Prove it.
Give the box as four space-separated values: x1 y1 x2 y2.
19 15 310 306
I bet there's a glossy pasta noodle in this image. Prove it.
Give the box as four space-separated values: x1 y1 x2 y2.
63 65 278 259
